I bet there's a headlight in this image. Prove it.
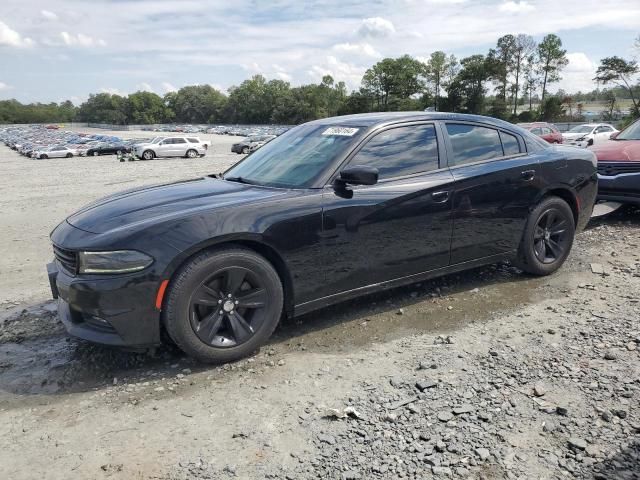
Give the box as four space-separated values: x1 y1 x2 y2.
78 250 154 274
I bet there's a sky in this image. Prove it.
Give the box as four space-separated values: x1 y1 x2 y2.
0 0 639 104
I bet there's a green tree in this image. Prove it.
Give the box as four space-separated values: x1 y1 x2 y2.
426 51 457 111
127 91 169 124
594 56 639 115
169 85 227 123
447 54 492 114
362 55 426 110
511 34 537 115
536 34 568 110
77 93 128 124
487 34 517 113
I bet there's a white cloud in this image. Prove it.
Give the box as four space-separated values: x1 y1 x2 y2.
60 32 107 47
555 52 599 93
161 82 178 93
41 10 58 21
275 71 292 81
498 1 535 13
0 81 12 91
137 82 154 92
0 21 34 47
357 17 395 38
99 87 123 95
333 42 381 58
308 56 366 89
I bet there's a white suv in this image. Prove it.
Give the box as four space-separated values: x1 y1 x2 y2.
134 136 208 160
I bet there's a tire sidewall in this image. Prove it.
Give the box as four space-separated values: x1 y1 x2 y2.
517 197 575 276
164 248 283 363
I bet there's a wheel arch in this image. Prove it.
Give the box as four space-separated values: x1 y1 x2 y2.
160 236 295 318
537 186 579 225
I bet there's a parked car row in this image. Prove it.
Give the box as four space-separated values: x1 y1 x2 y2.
145 124 291 137
0 125 140 159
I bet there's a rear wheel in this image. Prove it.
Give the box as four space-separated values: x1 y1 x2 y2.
514 196 575 276
186 149 198 158
40 154 48 159
164 248 283 363
142 150 154 160
242 146 250 154
65 152 73 158
93 151 99 156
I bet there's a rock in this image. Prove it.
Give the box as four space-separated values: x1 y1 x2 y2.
432 466 452 476
614 409 628 419
317 434 336 445
397 308 405 315
556 406 569 416
437 411 454 422
604 350 618 360
601 410 613 422
533 383 546 397
475 448 491 461
453 404 475 415
435 440 447 453
568 437 587 451
415 379 438 391
384 413 397 423
543 420 557 433
590 263 606 275
342 471 361 480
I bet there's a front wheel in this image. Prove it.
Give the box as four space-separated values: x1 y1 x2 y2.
66 153 73 158
164 248 283 363
93 151 99 156
242 146 250 155
142 150 154 160
186 149 198 158
514 196 575 276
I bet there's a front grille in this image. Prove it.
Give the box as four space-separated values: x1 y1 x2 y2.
598 162 640 177
53 245 78 275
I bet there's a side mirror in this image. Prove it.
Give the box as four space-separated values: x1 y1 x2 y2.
337 165 379 186
610 131 619 140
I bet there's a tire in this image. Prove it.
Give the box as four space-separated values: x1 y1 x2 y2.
142 150 154 160
164 247 283 363
186 149 198 158
66 153 73 158
514 196 575 276
116 150 122 155
40 154 48 159
242 146 250 154
93 151 99 156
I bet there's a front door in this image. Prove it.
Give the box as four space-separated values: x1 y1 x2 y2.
320 123 455 299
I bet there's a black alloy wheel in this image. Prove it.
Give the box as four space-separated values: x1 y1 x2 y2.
532 208 571 264
164 248 283 363
515 196 575 276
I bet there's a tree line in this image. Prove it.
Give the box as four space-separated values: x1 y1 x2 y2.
1 33 638 125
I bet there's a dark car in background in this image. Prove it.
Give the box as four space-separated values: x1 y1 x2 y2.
231 135 276 154
86 143 132 156
518 122 563 144
590 118 640 206
47 112 597 363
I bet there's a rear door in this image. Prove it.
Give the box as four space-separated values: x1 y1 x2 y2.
320 122 455 298
444 122 540 264
172 137 188 156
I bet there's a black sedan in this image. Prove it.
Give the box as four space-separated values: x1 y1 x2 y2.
86 143 132 156
47 112 597 363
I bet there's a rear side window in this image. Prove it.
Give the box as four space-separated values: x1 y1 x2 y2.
446 124 503 165
173 138 187 144
348 124 439 179
500 131 521 156
187 138 199 143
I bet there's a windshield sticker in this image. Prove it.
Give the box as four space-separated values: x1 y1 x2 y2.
322 127 359 137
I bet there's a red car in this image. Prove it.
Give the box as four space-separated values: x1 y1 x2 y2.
590 118 640 206
518 122 563 144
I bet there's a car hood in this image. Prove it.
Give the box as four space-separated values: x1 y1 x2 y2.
589 140 640 162
67 177 289 234
563 132 589 139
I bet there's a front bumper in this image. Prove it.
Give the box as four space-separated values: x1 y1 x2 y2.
566 139 589 148
47 261 162 348
597 172 640 205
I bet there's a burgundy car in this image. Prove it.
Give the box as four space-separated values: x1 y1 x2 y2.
590 118 640 205
518 122 563 144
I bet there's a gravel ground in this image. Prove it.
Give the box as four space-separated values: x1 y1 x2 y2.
0 131 638 479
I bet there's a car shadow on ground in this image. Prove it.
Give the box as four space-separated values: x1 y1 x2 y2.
1 207 637 400
586 438 640 479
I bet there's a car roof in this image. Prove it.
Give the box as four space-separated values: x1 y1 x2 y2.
306 111 520 131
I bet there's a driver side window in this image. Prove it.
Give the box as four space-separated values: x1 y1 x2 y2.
347 124 439 180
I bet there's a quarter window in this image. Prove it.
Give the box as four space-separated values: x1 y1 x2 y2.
500 131 522 156
174 138 187 144
348 124 439 180
446 124 503 165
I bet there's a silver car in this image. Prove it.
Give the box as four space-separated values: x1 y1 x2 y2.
134 136 207 160
33 145 75 159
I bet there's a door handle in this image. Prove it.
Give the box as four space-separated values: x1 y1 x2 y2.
431 191 450 203
521 170 535 182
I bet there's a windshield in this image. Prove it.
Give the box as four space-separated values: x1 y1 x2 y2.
150 137 163 144
617 120 640 140
224 124 365 188
569 125 593 134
